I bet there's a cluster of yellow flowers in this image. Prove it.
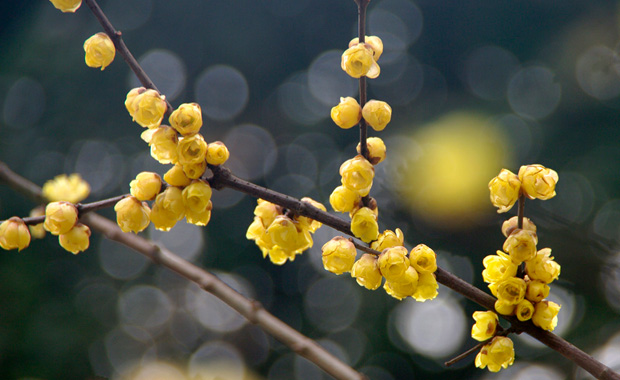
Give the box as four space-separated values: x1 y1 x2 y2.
321 229 438 301
246 198 325 264
471 164 561 372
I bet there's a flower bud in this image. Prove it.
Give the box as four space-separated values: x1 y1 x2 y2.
182 180 212 226
341 43 380 78
321 236 357 275
125 87 145 119
42 173 90 203
412 272 439 302
59 223 90 254
340 155 374 196
503 229 537 264
357 137 386 165
129 172 162 201
377 246 409 282
532 300 561 331
133 89 167 129
83 32 115 70
362 100 392 131
150 187 185 231
494 299 515 315
49 0 82 13
371 228 404 252
206 141 230 166
350 207 379 243
329 185 360 213
44 201 78 235
525 279 549 303
114 196 151 233
515 299 535 322
384 266 419 300
351 254 382 290
148 126 178 164
471 311 498 341
475 336 515 372
177 134 208 166
501 216 536 238
330 97 361 129
0 217 31 251
488 169 520 213
170 103 202 136
164 164 191 187
409 244 437 273
518 164 559 200
349 36 383 61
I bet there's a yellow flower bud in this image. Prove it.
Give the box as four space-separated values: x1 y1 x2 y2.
169 103 202 136
371 228 404 252
412 272 439 302
494 299 516 315
186 200 212 226
350 207 379 243
330 97 362 129
296 197 326 233
475 336 515 372
28 207 46 239
182 180 212 226
362 100 392 131
178 134 208 166
59 223 90 254
205 141 230 166
488 169 521 213
409 244 437 273
341 43 380 78
42 173 90 203
133 89 167 129
490 277 526 305
129 172 162 201
384 266 419 300
321 236 357 275
329 185 360 213
532 300 561 331
0 217 31 251
340 155 374 197
49 0 81 13
525 279 549 303
501 216 536 238
125 87 145 120
525 248 561 284
44 201 78 236
266 215 298 251
351 253 382 290
377 246 409 282
83 32 115 71
150 187 185 231
148 126 178 164
114 196 151 233
357 137 386 165
471 311 498 341
349 36 384 61
518 164 559 200
515 299 535 321
503 229 537 264
164 164 191 187
482 251 518 283
182 160 207 179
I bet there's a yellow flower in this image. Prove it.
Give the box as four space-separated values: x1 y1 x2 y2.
357 137 387 165
412 272 439 302
532 300 561 331
0 217 31 251
482 251 518 283
205 141 230 166
501 216 536 238
321 236 357 275
266 215 298 251
125 87 145 120
489 277 526 305
59 223 90 254
164 164 191 187
43 201 78 236
186 200 212 226
42 173 91 204
28 207 46 239
362 100 392 131
132 89 167 129
488 168 521 213
515 299 535 321
503 229 538 264
246 217 273 254
129 172 162 201
525 280 550 303
341 43 380 78
147 126 178 164
49 0 81 12
349 36 384 61
329 185 359 213
409 244 437 273
177 134 208 166
83 33 115 70
494 299 515 315
340 155 374 196
371 228 404 252
182 160 207 179
182 180 212 226
296 197 326 233
475 336 515 372
150 187 185 231
351 254 382 290
114 196 151 233
350 207 379 243
330 97 362 129
471 311 498 341
518 164 558 200
525 248 561 284
384 266 419 300
254 199 280 228
377 246 409 282
169 103 202 136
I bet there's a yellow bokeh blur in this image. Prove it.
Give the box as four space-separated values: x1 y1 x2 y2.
393 112 513 227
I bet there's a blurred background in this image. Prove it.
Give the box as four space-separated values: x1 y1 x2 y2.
1 0 620 379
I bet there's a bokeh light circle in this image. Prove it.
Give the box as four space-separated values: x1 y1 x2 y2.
195 65 249 121
508 66 561 120
129 49 186 101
